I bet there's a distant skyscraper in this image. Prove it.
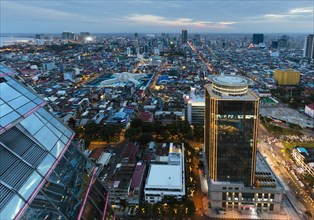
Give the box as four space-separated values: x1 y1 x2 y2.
61 31 75 40
35 34 45 39
303 34 314 59
204 75 259 186
277 35 288 49
182 29 188 43
271 41 278 49
252 33 264 45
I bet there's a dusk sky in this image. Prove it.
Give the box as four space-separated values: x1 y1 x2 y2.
1 0 313 34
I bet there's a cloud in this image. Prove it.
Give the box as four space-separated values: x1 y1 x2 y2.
244 5 313 24
289 7 313 14
122 14 235 29
2 1 99 23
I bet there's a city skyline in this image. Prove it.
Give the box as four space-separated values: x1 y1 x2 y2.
1 0 313 34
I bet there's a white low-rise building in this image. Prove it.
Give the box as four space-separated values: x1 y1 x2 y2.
305 103 314 118
144 143 185 203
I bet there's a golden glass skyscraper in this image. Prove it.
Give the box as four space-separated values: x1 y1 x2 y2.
204 75 259 186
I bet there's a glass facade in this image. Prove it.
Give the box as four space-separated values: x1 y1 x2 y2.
216 100 257 186
21 144 113 220
205 80 259 187
0 64 113 220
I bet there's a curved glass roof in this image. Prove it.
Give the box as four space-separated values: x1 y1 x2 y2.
0 64 74 219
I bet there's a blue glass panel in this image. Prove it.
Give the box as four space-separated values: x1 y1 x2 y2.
16 101 37 115
33 97 45 105
34 126 58 151
8 95 30 109
20 114 44 135
49 117 67 133
34 111 48 124
24 92 37 101
37 108 53 121
0 195 25 220
0 83 21 102
18 172 42 200
37 154 56 176
0 103 13 117
46 122 62 138
0 111 20 127
50 140 66 158
64 129 73 138
60 134 70 145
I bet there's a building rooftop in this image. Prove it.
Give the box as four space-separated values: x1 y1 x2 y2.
130 163 146 189
211 75 252 87
145 164 182 189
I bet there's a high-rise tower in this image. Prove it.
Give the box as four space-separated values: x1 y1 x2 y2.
252 33 264 45
182 29 188 44
204 75 259 187
303 34 314 59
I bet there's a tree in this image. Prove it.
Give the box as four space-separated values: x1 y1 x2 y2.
125 127 141 141
193 124 204 141
68 117 76 129
130 118 142 128
142 122 156 133
139 132 153 144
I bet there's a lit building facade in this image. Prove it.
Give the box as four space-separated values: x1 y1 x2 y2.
0 64 113 220
184 88 205 125
144 143 185 204
273 69 300 86
204 75 284 213
205 75 259 186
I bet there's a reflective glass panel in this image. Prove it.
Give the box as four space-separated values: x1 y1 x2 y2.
37 154 56 176
0 83 21 102
0 111 20 127
18 172 42 200
50 140 65 158
8 95 30 110
16 101 37 115
37 108 53 121
0 103 13 117
46 122 62 138
0 195 25 220
20 114 44 135
34 126 58 151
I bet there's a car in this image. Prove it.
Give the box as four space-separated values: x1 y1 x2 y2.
215 208 226 214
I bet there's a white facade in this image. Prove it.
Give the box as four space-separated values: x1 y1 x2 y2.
144 143 185 203
206 151 285 214
291 147 314 176
305 104 314 118
209 181 283 213
184 88 205 124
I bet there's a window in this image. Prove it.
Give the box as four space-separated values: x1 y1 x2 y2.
222 193 227 200
269 204 274 211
